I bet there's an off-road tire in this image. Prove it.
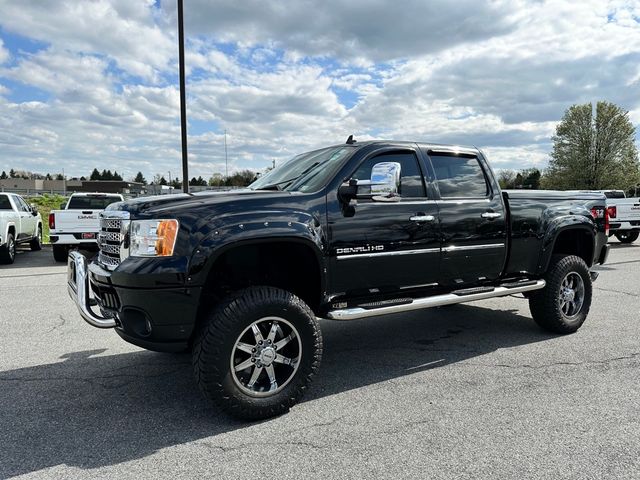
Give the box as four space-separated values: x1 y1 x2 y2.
52 245 68 262
529 255 592 334
30 226 43 251
192 286 322 420
0 233 16 264
615 231 639 244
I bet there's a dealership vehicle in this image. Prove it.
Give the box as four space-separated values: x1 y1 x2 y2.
0 192 42 264
604 194 640 244
68 139 610 419
49 193 124 262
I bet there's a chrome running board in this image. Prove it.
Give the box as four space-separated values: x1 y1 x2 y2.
325 280 546 321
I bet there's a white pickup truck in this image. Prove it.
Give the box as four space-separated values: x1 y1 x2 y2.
49 192 124 262
0 192 43 264
607 194 640 243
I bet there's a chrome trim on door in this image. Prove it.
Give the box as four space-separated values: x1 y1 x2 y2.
481 212 502 219
337 248 440 260
443 243 505 253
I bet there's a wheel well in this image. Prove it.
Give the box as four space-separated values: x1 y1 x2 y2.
551 229 594 266
8 225 15 237
200 241 322 314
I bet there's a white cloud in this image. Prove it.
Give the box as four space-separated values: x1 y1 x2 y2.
0 0 639 181
0 0 175 80
0 38 8 64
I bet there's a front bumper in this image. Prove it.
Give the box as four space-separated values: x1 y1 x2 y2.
67 251 117 328
67 251 201 352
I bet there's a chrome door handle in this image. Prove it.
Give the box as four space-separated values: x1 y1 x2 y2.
481 212 501 220
410 215 435 222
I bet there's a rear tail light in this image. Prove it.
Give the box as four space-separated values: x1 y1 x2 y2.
49 213 55 229
591 206 609 235
607 206 617 219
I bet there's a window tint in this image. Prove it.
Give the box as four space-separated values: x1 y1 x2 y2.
351 152 426 197
67 196 121 210
15 196 31 212
430 155 488 198
0 196 12 210
604 191 625 199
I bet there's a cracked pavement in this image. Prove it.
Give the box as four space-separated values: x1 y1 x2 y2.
1 241 639 479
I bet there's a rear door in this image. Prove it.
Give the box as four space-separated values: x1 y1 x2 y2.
424 151 508 286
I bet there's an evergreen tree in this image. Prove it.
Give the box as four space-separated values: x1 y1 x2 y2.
90 168 101 180
0 171 7 180
134 171 147 184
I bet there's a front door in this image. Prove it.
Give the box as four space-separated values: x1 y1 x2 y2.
426 152 508 286
327 148 440 297
14 196 36 240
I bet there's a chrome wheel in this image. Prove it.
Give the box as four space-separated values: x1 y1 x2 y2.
8 237 15 261
559 272 584 319
230 316 302 398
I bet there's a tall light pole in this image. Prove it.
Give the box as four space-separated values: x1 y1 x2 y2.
177 0 189 193
224 129 229 180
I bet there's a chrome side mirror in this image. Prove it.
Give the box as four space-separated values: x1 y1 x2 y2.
370 161 400 197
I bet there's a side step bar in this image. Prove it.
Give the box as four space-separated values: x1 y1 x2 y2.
325 280 546 321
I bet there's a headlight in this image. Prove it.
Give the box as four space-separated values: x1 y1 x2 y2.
130 219 179 257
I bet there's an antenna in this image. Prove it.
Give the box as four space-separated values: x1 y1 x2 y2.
346 135 356 144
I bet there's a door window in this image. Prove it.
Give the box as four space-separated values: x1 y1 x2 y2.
430 155 489 198
351 151 426 198
15 196 31 212
0 196 12 210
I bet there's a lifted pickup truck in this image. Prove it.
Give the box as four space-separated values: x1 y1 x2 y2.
49 193 124 261
0 193 43 264
67 140 610 419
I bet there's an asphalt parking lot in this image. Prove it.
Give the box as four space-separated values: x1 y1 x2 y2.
1 241 639 479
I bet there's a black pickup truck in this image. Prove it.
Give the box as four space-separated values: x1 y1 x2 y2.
67 139 610 419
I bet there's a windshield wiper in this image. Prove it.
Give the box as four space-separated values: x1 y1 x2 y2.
255 162 320 191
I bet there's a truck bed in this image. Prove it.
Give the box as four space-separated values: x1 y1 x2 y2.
503 190 607 276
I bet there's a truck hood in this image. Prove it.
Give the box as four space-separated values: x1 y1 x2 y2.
106 189 304 217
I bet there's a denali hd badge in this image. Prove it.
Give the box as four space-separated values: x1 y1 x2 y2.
336 245 384 255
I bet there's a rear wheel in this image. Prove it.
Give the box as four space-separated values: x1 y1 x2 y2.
192 286 322 420
52 245 68 262
30 226 42 251
615 231 639 244
0 233 16 264
529 255 592 334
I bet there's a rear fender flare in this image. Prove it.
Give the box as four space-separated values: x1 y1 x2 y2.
537 216 596 274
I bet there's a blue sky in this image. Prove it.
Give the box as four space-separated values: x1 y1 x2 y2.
0 0 639 181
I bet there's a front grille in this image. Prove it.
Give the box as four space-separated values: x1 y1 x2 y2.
97 212 129 270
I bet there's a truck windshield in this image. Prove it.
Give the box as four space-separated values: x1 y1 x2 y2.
67 196 121 209
249 146 353 193
0 196 12 210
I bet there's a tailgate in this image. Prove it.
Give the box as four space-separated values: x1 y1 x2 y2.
53 210 102 233
616 200 640 221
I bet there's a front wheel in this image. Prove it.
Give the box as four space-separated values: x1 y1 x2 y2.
192 286 322 420
30 226 43 251
529 255 592 334
0 233 16 264
615 231 639 244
